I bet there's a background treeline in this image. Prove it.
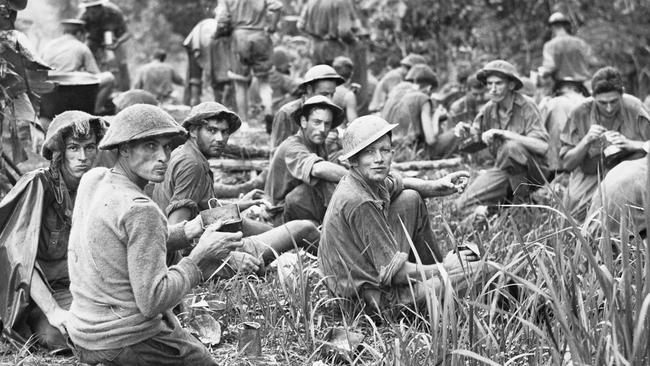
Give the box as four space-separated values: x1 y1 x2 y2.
49 0 650 98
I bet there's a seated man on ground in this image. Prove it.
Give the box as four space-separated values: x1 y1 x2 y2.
368 53 427 113
270 64 344 149
152 102 320 273
560 66 650 221
0 111 106 350
583 156 649 243
318 115 491 310
265 95 348 223
133 49 184 103
67 104 240 366
454 60 550 212
382 64 455 159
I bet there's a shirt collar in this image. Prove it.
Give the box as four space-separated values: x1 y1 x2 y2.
349 168 391 209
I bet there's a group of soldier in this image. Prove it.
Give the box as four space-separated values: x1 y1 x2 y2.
0 0 649 365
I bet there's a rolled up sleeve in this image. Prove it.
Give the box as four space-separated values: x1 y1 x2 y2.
284 141 324 186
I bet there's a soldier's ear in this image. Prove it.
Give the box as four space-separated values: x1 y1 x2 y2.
300 116 308 129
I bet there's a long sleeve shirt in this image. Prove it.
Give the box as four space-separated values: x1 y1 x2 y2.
67 168 202 350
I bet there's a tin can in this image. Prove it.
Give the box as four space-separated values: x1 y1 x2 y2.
238 321 262 356
200 198 242 232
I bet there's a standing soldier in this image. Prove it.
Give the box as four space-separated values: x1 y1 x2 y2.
215 0 283 121
79 0 131 90
41 19 116 114
543 12 599 90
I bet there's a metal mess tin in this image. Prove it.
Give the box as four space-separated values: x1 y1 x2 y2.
200 198 242 232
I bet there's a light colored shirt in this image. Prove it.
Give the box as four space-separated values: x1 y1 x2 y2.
216 0 283 30
67 168 202 350
42 34 100 73
133 60 183 100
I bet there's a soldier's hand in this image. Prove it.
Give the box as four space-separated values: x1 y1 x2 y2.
241 188 265 201
184 215 205 240
46 307 69 337
190 225 243 265
454 122 471 138
434 170 470 195
584 124 606 144
228 251 262 273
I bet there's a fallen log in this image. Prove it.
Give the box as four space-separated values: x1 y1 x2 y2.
221 144 270 159
208 158 269 172
391 157 462 171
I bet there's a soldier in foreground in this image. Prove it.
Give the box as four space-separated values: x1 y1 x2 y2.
67 105 239 365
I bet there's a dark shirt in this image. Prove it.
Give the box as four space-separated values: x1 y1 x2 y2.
33 168 73 288
152 139 214 217
318 169 406 300
265 132 327 205
80 2 127 50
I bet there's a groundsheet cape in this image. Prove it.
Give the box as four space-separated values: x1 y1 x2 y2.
0 170 46 343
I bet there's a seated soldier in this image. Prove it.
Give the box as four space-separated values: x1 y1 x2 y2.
454 60 550 211
67 104 238 365
318 115 492 310
265 95 348 223
0 111 106 350
381 64 454 159
560 66 650 221
152 102 320 274
584 156 649 242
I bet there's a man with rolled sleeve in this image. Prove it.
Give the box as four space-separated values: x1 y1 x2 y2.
560 66 650 221
152 102 320 274
454 60 550 211
266 95 347 223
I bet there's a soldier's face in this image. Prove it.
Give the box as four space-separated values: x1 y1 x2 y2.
121 136 173 183
63 133 98 178
486 75 514 103
594 91 622 118
351 135 393 184
300 108 332 145
193 118 230 158
308 80 337 99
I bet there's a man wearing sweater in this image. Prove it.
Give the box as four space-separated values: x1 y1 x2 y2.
67 104 239 365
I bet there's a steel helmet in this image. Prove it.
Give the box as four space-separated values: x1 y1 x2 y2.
477 60 524 90
99 104 186 150
292 95 345 129
548 12 570 25
299 64 344 90
340 115 398 161
182 101 242 134
42 110 107 160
